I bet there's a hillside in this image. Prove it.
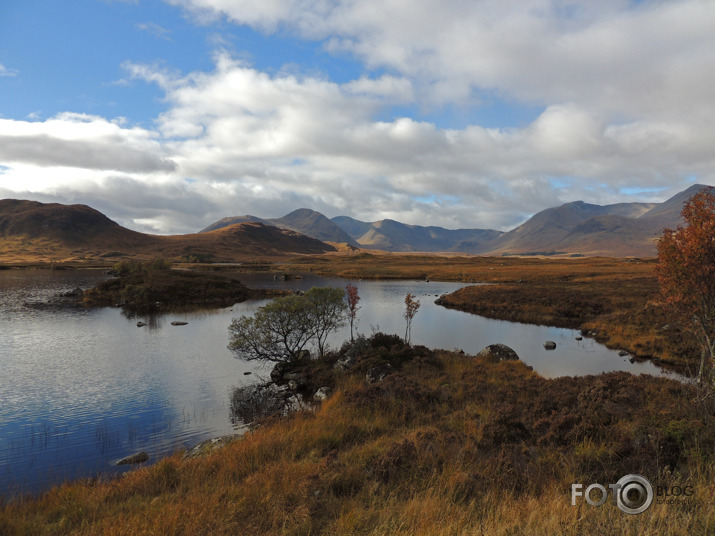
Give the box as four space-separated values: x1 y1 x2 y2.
0 200 335 263
2 338 713 534
201 184 710 256
484 185 710 256
0 199 153 249
201 209 357 246
338 218 503 253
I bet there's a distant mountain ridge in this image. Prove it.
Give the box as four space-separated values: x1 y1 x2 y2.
0 200 335 263
200 208 358 246
203 184 711 256
2 184 709 262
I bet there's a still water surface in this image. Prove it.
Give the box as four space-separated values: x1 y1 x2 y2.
0 269 679 498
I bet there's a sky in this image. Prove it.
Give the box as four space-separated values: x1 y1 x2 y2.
1 0 714 235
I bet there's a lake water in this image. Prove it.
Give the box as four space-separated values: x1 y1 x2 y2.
0 269 680 499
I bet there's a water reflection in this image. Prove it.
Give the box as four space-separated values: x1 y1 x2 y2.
0 269 684 499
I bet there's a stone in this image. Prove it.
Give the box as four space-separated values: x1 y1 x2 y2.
366 363 395 383
334 354 356 371
270 362 289 383
136 321 146 327
183 435 242 460
171 321 188 326
575 336 583 341
313 387 332 401
283 372 306 390
476 344 520 362
543 341 557 350
618 350 630 357
116 451 149 465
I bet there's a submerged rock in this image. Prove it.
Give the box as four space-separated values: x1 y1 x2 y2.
476 344 520 362
183 435 242 460
116 451 149 465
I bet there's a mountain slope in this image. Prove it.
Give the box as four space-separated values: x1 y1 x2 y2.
273 209 357 245
485 186 710 256
202 208 357 246
199 215 272 233
331 216 503 253
0 200 335 263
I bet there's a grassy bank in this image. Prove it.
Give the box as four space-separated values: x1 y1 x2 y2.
2 337 714 535
282 254 699 371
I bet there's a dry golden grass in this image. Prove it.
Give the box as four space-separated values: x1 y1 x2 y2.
2 342 714 536
282 254 698 370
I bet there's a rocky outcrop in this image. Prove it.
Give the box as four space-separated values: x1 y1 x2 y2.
366 363 396 383
476 344 520 362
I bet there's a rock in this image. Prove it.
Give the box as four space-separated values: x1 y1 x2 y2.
270 362 290 383
476 344 520 362
543 341 557 350
313 387 332 401
618 350 630 357
116 451 149 465
575 336 583 341
136 321 146 327
283 372 306 390
62 287 84 297
243 371 252 376
171 321 188 326
366 363 395 383
285 395 305 412
334 354 356 371
183 435 242 460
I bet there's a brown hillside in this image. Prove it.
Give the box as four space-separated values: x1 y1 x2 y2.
0 199 152 248
0 200 335 263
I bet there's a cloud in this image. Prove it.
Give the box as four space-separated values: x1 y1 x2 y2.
0 63 18 77
0 114 176 173
136 22 173 41
168 0 715 121
3 2 715 235
117 53 715 231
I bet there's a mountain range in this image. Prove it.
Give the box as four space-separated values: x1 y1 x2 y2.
0 200 335 263
0 184 709 262
201 184 709 257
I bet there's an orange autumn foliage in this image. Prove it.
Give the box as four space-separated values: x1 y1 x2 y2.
657 188 715 381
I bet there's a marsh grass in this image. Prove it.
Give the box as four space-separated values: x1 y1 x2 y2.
285 254 697 369
2 338 714 535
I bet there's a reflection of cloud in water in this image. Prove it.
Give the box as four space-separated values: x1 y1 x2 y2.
0 270 685 498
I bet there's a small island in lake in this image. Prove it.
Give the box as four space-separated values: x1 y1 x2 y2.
80 259 284 313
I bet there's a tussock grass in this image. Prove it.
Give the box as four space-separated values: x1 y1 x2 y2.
2 339 714 535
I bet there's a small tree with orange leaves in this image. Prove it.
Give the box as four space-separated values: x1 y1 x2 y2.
656 188 715 383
